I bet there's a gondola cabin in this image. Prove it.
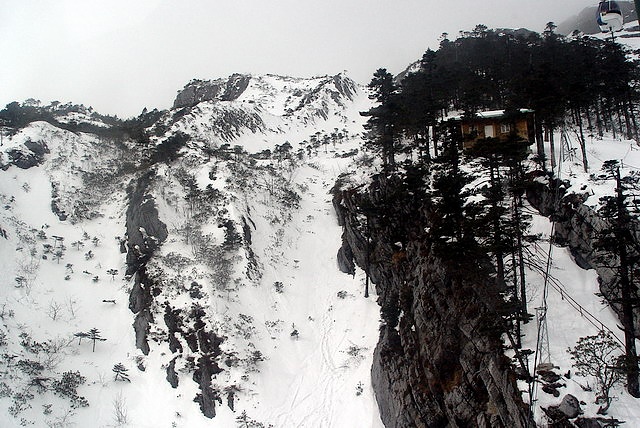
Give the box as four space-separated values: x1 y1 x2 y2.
452 109 535 149
597 0 624 33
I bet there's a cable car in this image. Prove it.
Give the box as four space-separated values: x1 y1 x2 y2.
597 0 624 33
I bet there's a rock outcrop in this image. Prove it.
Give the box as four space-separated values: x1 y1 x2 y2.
173 74 252 109
333 174 533 428
124 170 168 355
1 139 49 170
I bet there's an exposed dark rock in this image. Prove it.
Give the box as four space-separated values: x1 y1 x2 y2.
124 171 167 357
132 308 152 356
334 174 533 428
2 139 49 170
542 405 575 427
193 354 223 418
575 417 604 427
163 305 185 354
542 384 561 397
173 74 252 109
558 394 582 419
125 171 168 276
336 241 355 275
332 74 357 100
50 182 68 221
166 358 179 388
226 389 235 412
538 369 562 384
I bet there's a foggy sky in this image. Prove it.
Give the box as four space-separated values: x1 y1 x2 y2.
1 0 595 118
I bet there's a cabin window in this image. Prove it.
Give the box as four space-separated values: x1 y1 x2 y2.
484 124 495 138
500 123 512 133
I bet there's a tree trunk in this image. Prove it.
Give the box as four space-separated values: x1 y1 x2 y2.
489 158 506 290
535 118 546 170
365 215 370 298
615 167 640 397
576 108 589 172
596 99 604 138
549 126 556 172
627 97 639 143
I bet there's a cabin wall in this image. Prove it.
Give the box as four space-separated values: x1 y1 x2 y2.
460 116 533 148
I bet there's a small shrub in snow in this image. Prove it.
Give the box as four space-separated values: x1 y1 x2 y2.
236 410 271 428
16 359 44 375
9 390 34 417
0 303 15 319
47 300 63 321
112 392 128 426
234 314 256 340
245 350 264 372
51 371 88 408
336 290 348 299
189 281 204 299
0 382 12 398
568 330 623 414
356 381 364 396
290 324 299 340
273 281 284 293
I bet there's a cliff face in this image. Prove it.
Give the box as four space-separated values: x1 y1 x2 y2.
526 173 640 333
173 74 252 109
333 174 532 428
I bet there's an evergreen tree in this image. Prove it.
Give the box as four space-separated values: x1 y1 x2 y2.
88 328 106 352
429 121 478 261
594 161 640 398
74 331 90 345
362 68 402 169
113 363 130 382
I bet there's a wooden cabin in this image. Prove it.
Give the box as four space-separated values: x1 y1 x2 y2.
451 109 535 149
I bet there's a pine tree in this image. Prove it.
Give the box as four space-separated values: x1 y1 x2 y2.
361 68 401 169
112 363 130 382
429 121 478 261
88 328 106 352
594 161 640 398
74 331 90 345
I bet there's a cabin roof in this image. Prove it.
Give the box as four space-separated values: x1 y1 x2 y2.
448 108 534 121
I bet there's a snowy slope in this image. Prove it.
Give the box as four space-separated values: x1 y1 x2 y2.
0 75 384 427
521 126 640 424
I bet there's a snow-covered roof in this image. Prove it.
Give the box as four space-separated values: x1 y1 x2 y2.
448 108 534 121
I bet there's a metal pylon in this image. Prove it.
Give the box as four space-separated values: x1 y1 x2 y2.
535 306 551 367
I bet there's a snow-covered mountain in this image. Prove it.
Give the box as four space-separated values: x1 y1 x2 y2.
0 73 384 427
3 57 640 427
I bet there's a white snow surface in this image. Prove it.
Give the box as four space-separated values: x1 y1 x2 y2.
0 75 384 427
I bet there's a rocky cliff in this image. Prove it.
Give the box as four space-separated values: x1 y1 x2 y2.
333 173 533 428
526 171 640 333
173 74 252 109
